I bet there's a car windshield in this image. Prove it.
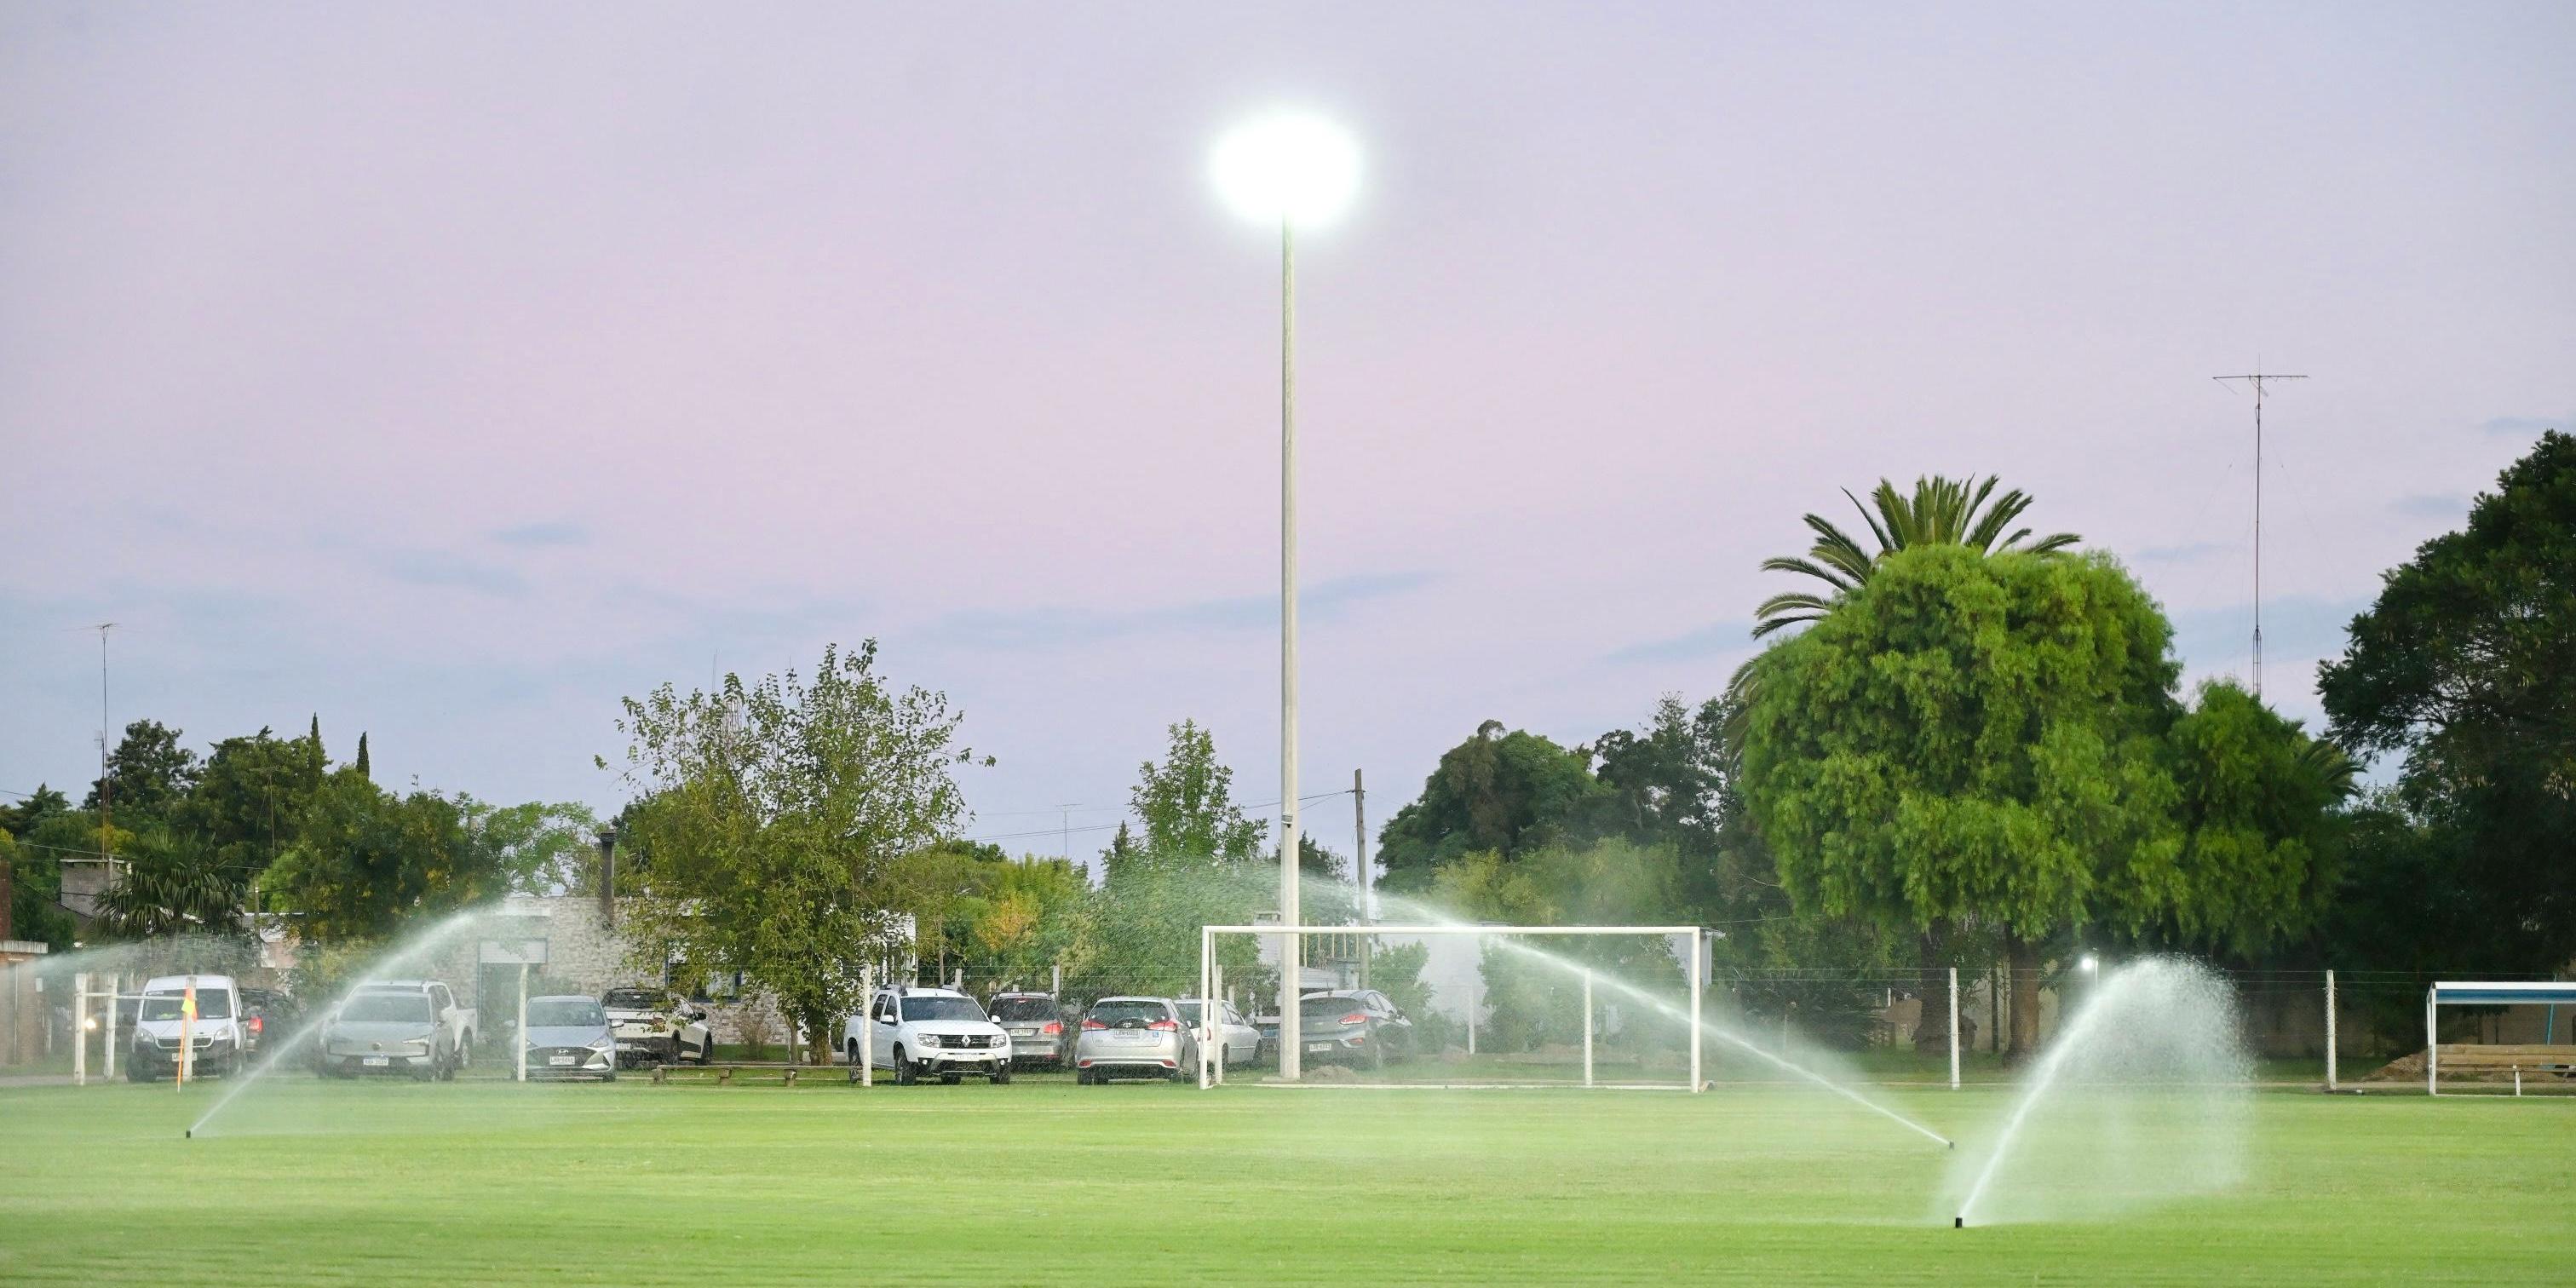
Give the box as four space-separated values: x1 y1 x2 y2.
900 996 986 1023
528 998 606 1027
1175 1002 1204 1024
990 998 1057 1021
340 993 431 1024
1087 1000 1169 1027
140 990 233 1021
602 990 664 1009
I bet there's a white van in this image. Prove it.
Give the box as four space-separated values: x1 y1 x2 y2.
129 975 244 1082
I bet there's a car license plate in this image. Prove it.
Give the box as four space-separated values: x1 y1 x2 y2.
1010 1027 1035 1036
362 1055 389 1067
1308 1043 1331 1054
549 1055 576 1067
1115 1031 1145 1041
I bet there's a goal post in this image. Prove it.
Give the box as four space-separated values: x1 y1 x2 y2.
1199 923 1705 1092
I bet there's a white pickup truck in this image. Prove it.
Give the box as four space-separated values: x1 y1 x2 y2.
319 980 478 1081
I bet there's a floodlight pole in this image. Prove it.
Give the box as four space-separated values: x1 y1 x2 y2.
1277 215 1303 1084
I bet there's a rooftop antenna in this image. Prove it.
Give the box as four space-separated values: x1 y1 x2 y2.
95 623 118 884
2212 369 2305 698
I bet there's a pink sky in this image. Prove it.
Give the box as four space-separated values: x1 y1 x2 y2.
4 3 2570 861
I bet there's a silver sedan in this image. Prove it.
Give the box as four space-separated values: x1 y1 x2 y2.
1074 997 1198 1084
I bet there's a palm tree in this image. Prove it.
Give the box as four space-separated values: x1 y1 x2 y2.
98 830 248 939
1752 474 2079 639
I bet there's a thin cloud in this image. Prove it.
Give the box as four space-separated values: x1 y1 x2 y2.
492 520 589 549
929 572 1438 650
2136 540 2234 563
2392 494 2466 520
377 550 530 597
2479 414 2566 438
1607 620 1756 664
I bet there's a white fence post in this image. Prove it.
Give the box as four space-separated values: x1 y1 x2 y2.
1688 933 1704 1093
1947 966 1960 1091
2424 991 2436 1097
1582 970 1595 1089
2325 969 2337 1092
72 973 87 1087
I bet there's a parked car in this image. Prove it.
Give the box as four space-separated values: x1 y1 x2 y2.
1297 989 1417 1068
319 980 477 1081
237 986 303 1059
845 986 1014 1085
126 975 246 1082
1176 998 1262 1067
1075 997 1199 1084
601 987 716 1067
988 992 1070 1070
520 995 618 1081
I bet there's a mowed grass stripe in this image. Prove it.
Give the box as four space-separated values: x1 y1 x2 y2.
0 1080 2567 1285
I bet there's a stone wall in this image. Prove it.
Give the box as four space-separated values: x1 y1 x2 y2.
417 895 791 1053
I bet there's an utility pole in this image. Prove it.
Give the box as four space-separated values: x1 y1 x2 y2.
1057 803 1079 864
95 623 117 885
1353 768 1369 988
2212 371 2304 699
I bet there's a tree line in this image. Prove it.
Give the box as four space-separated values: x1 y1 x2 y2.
9 432 2564 1065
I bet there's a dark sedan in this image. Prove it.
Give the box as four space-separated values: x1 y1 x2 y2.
1297 990 1416 1068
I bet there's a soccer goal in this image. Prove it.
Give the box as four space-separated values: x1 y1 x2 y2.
1196 923 1705 1091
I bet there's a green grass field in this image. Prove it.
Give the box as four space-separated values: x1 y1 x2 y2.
1 1071 2567 1285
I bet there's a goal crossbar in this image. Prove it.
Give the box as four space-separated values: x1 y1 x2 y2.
1197 923 1704 1092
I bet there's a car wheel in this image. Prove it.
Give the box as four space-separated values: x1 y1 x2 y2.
603 1068 618 1083
699 1035 716 1065
845 1039 860 1067
894 1047 916 1085
993 1067 1012 1085
456 1037 471 1070
126 1064 150 1084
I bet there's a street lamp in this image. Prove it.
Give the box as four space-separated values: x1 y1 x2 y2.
1212 112 1360 1084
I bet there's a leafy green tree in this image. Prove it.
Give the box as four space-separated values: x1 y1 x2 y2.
1739 544 2183 1057
169 726 329 895
452 796 600 895
96 828 248 939
1753 474 2079 638
262 770 507 943
2319 429 2576 969
354 733 371 779
83 720 201 827
1375 722 1608 893
1126 720 1267 870
0 785 70 839
2153 681 2355 955
609 641 980 1061
1 830 77 949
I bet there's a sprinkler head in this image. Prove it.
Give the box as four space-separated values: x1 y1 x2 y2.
1952 1216 1964 1229
183 1130 193 1140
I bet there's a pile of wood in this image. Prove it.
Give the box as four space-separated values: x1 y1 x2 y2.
2368 1044 2576 1082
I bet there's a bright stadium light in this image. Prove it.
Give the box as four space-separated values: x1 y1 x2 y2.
1211 113 1361 228
1209 111 1361 1084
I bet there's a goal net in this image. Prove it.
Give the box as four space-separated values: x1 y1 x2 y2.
1195 923 1705 1091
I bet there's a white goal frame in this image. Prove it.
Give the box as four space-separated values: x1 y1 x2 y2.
1198 923 1704 1092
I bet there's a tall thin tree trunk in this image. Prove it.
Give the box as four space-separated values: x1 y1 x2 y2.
2006 934 2042 1063
1912 920 1952 1056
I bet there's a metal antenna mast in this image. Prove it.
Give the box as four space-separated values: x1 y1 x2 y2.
2212 371 2304 698
95 623 118 883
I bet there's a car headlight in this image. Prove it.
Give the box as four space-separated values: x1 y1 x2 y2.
589 1037 614 1051
919 1034 943 1049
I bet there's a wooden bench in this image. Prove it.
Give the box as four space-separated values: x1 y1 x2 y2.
2431 1044 2576 1074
